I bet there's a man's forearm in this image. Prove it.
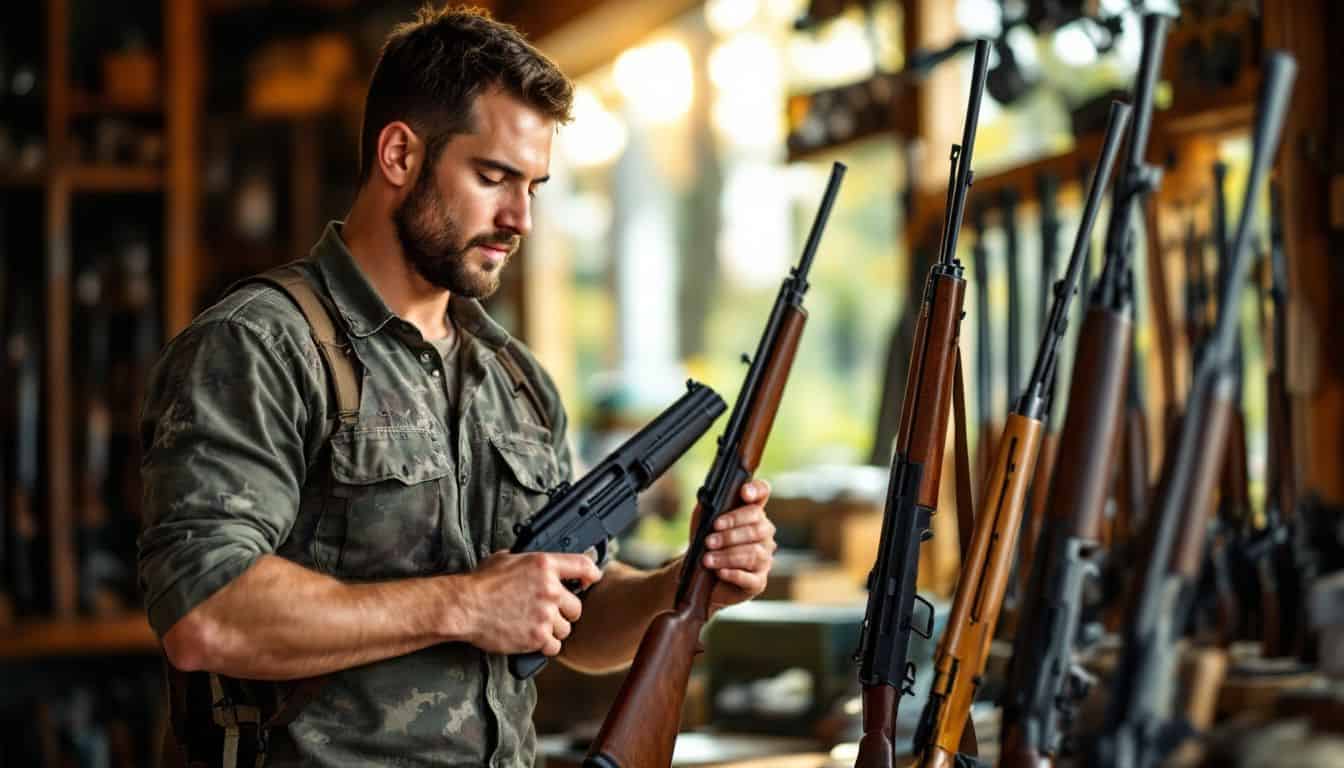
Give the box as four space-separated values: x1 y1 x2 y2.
163 554 466 681
559 559 680 674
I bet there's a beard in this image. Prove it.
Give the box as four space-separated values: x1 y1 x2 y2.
392 169 518 299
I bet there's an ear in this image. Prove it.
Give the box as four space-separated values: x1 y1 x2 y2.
374 121 422 188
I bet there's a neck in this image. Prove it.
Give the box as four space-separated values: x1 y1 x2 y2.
342 187 454 341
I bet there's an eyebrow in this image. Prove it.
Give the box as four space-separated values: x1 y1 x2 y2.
473 157 549 185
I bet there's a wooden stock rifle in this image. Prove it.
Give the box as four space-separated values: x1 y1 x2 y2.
846 40 989 768
1091 52 1295 768
998 15 1173 768
913 99 1131 768
584 162 846 768
1247 182 1311 660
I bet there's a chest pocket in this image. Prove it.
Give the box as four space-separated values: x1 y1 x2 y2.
488 429 562 552
311 426 452 580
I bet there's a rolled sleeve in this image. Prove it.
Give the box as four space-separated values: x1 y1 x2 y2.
137 316 318 637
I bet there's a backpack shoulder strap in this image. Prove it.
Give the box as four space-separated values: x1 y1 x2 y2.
496 339 554 433
233 265 361 430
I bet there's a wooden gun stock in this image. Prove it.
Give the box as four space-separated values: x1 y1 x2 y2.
1169 395 1234 581
918 414 1043 767
585 554 711 768
853 685 897 768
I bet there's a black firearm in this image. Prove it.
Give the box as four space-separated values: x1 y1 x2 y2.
1092 52 1296 768
1089 11 1170 632
1202 160 1256 645
507 380 727 679
587 163 845 768
998 15 1173 768
851 41 989 768
1242 181 1311 662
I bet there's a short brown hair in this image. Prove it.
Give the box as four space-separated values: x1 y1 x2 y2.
358 5 574 184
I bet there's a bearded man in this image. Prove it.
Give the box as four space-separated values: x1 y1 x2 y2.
138 7 777 766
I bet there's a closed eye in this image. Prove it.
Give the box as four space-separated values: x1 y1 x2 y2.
478 172 504 186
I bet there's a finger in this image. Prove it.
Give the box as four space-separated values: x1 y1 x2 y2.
552 614 573 643
542 634 563 657
739 478 771 504
706 515 774 549
551 553 604 587
557 590 583 623
716 568 766 595
703 544 770 571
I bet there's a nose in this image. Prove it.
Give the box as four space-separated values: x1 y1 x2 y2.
496 185 533 238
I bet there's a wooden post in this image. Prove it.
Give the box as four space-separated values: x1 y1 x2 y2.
165 0 202 337
1261 1 1343 506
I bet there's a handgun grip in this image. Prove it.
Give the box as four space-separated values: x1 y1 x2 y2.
508 651 548 679
508 577 588 679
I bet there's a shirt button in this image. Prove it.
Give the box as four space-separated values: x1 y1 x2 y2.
419 351 432 364
432 369 442 378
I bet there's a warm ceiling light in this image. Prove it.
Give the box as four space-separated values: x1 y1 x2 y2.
614 39 694 124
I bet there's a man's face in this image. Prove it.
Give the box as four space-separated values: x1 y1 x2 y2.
394 88 554 298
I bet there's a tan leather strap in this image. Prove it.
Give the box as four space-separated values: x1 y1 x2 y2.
952 348 977 562
497 340 553 432
250 266 361 429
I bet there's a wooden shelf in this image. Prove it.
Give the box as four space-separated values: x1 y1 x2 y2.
68 165 165 191
0 169 49 188
69 89 163 117
0 615 158 659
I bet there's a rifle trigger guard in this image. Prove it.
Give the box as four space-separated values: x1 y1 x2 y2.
902 661 918 697
912 593 936 639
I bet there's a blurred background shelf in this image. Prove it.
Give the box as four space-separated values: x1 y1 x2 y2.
67 165 164 191
0 616 158 660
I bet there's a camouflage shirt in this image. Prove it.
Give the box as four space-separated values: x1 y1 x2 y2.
138 222 573 767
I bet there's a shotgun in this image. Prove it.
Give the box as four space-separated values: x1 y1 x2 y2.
507 380 727 679
846 41 989 768
1091 52 1295 768
914 100 1130 768
998 16 1172 768
585 162 845 768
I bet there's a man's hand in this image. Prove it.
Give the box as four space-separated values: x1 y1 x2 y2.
459 552 602 657
698 479 776 609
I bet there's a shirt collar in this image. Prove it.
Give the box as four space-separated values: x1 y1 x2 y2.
311 221 514 351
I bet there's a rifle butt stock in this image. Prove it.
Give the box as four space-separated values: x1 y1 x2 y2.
584 599 706 768
853 684 897 768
